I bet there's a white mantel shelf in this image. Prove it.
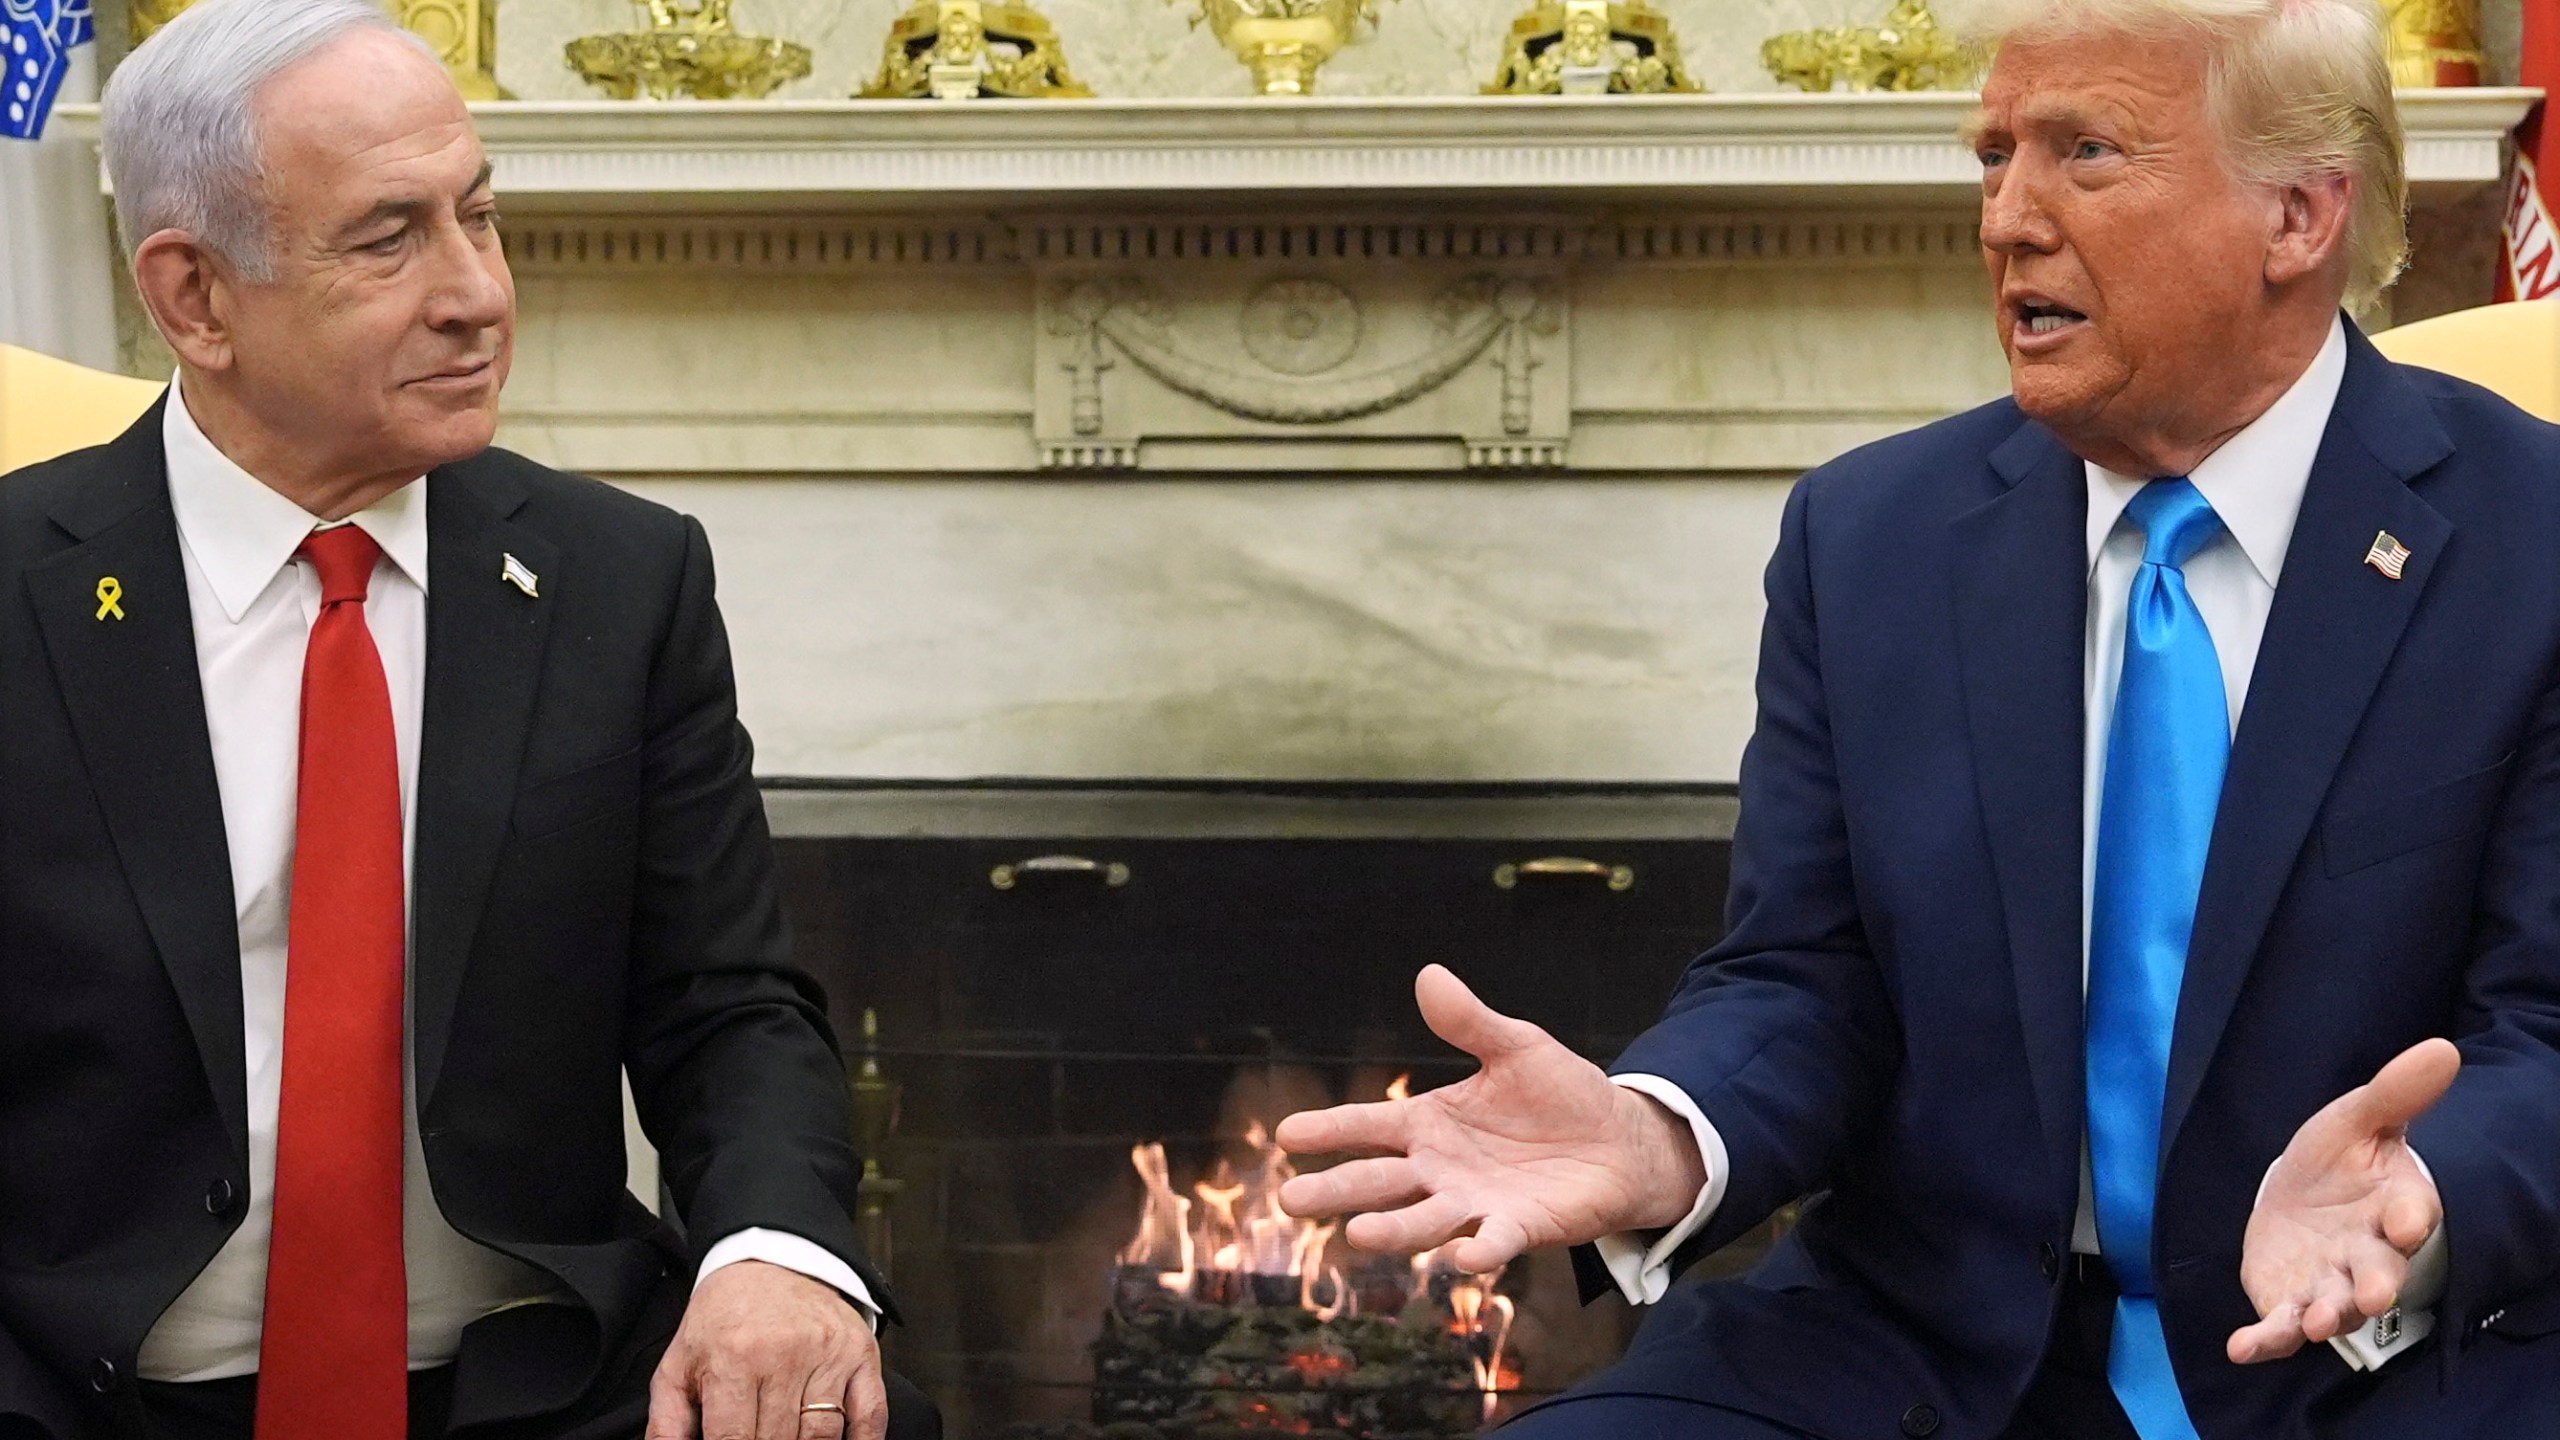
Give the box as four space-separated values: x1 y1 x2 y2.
51 89 2543 212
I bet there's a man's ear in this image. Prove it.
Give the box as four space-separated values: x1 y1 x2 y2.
2265 174 2355 289
131 229 239 374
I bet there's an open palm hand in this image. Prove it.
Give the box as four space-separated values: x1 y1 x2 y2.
1274 965 1705 1273
2229 1039 2458 1364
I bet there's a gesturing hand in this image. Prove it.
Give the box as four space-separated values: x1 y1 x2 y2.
2228 1039 2460 1365
1273 964 1706 1273
647 1260 887 1440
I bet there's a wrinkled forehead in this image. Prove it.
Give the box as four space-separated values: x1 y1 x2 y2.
251 33 484 231
1965 28 2215 142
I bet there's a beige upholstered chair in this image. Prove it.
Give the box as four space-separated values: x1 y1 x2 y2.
0 343 165 473
2370 300 2560 423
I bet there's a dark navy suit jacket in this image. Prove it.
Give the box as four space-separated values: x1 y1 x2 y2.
1581 324 2560 1438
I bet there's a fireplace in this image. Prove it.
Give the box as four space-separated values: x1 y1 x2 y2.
763 781 1767 1439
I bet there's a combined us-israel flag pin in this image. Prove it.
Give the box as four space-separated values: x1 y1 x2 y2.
2364 530 2412 581
501 553 539 598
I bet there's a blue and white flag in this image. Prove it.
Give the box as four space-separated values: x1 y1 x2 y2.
2 0 93 141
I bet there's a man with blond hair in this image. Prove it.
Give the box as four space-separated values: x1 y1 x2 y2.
0 0 939 1436
1278 0 2560 1435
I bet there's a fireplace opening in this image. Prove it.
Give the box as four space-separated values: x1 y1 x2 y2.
764 782 1764 1439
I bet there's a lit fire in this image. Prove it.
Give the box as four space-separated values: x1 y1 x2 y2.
1117 1075 1522 1418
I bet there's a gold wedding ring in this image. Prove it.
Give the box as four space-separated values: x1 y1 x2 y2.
800 1402 848 1416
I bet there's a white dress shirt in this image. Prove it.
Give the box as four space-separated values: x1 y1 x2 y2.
1598 320 2442 1371
139 379 874 1382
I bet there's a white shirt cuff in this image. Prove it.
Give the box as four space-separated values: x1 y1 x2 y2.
697 1228 882 1332
1590 1074 1732 1305
2255 1150 2445 1371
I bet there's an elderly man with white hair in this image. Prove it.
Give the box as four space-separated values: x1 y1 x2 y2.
0 1 940 1438
1277 1 2560 1436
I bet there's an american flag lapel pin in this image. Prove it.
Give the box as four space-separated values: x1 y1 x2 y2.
2364 530 2411 581
502 553 540 598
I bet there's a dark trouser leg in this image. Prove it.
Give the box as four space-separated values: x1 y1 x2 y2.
136 1366 456 1440
1495 1394 1813 1439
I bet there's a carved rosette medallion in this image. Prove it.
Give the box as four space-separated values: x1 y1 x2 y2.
1036 263 1569 473
1241 278 1362 376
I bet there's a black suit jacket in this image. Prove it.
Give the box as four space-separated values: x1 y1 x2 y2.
0 402 890 1437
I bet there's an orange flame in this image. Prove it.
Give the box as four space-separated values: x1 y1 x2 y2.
1118 1142 1195 1295
1113 1072 1522 1407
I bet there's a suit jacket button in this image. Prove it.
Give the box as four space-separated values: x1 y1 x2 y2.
204 1178 238 1217
2039 1242 2060 1281
1901 1404 1941 1437
89 1358 116 1393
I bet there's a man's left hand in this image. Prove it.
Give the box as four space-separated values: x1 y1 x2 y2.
2229 1039 2461 1364
647 1260 886 1440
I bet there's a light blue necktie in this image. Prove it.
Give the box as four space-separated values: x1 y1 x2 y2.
2088 479 2227 1440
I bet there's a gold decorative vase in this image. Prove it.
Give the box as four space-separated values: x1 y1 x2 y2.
859 0 1091 100
566 0 812 101
1484 0 1698 96
2387 0 2481 87
1176 0 1396 98
1763 0 1978 93
397 0 511 101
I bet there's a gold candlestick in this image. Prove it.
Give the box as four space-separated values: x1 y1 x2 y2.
859 0 1091 100
1176 0 1396 98
1484 0 1698 96
2387 0 2481 87
566 0 812 101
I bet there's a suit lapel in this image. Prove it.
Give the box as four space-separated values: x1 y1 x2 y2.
24 402 250 1166
1951 417 2092 1203
2160 330 2455 1157
412 459 556 1108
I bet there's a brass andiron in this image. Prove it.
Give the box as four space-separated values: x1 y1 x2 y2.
2387 0 2481 86
859 0 1092 99
566 0 813 100
1176 0 1397 98
1763 0 1979 93
849 1009 905 1280
1485 0 1699 96
397 0 511 101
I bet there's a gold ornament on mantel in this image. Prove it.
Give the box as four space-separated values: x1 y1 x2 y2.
396 0 511 101
1176 0 1398 98
1484 0 1699 96
1763 0 1979 93
858 0 1091 100
126 0 192 44
565 0 812 101
2386 0 2482 86
129 0 508 98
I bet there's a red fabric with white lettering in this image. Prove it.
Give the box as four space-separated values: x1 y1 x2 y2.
2500 0 2560 301
254 526 408 1439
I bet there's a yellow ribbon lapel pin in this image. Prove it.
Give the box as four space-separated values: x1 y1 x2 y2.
95 577 125 621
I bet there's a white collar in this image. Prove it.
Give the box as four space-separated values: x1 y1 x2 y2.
162 372 430 624
2082 315 2349 588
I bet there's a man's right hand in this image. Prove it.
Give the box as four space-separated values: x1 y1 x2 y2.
1273 964 1707 1272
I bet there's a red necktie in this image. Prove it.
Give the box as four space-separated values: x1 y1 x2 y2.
255 526 408 1438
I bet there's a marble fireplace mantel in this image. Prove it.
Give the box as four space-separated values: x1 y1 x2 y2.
443 92 2545 210
39 92 2545 784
